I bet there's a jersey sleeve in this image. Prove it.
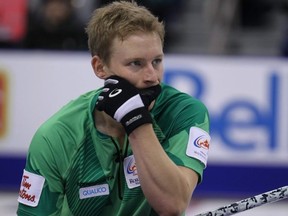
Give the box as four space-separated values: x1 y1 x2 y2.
17 127 68 216
160 96 211 183
152 84 211 183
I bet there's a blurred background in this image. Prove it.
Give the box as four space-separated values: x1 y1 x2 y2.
1 0 288 56
0 0 288 215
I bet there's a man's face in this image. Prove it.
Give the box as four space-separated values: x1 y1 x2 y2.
104 32 164 89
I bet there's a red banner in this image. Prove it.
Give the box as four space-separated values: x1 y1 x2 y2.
0 71 7 137
0 0 27 42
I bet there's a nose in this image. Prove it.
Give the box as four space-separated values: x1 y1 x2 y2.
143 63 159 84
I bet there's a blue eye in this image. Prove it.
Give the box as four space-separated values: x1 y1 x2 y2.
152 58 162 66
130 61 141 66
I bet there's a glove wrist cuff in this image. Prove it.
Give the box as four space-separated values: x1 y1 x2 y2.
120 108 152 135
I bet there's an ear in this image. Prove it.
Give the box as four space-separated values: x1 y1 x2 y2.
91 56 107 79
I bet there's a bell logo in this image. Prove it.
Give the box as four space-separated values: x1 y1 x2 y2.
0 72 7 138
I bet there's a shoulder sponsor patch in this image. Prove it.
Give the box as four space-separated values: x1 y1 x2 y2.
17 170 45 207
123 155 141 189
186 126 211 167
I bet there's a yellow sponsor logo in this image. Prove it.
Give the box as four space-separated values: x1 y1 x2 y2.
0 71 8 138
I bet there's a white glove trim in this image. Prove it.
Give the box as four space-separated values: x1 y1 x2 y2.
114 94 144 122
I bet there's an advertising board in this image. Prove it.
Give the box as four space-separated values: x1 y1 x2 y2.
0 51 287 196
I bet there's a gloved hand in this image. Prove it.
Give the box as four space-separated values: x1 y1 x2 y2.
96 75 160 135
139 84 162 108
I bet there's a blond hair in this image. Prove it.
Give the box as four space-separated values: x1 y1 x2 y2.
85 1 165 64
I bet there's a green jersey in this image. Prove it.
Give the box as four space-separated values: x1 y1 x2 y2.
17 84 210 216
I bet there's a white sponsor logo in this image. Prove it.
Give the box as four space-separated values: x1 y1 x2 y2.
186 127 211 167
79 184 109 199
17 170 45 207
124 155 141 189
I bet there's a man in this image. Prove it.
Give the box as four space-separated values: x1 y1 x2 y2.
17 1 211 215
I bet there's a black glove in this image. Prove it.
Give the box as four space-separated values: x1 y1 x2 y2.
96 75 157 135
139 84 162 108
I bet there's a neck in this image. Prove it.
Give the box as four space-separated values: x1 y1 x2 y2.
94 109 126 139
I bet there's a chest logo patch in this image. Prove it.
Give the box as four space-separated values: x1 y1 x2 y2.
17 170 45 207
79 183 110 199
123 155 141 189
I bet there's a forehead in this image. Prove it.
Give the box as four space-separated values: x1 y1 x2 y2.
110 32 163 59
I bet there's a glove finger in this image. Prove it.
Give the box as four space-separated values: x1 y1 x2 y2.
102 87 110 93
140 85 162 107
95 99 104 111
105 77 119 85
98 95 104 101
95 88 109 111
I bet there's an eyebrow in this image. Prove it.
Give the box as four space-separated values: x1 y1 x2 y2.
125 54 164 61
